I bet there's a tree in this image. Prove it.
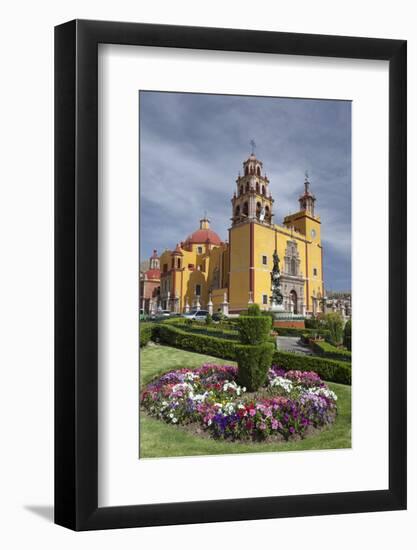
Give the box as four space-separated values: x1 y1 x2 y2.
343 319 352 350
324 312 344 346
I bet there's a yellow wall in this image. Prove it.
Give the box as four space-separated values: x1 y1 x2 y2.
157 212 323 314
229 216 324 313
229 223 251 311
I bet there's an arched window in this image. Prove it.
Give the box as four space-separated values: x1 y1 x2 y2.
245 166 249 176
262 185 266 195
235 205 240 218
257 166 261 176
265 205 270 221
177 258 181 269
256 201 262 219
240 185 243 196
290 258 296 275
256 182 260 193
243 202 249 216
245 183 249 193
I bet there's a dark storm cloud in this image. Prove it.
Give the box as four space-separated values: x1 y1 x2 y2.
139 91 351 291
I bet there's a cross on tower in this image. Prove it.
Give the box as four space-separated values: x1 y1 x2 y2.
250 139 256 155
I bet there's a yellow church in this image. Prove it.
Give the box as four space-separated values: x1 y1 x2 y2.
154 152 324 316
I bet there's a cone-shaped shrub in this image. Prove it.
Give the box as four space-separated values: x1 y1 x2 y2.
238 313 272 345
237 307 273 390
236 342 275 390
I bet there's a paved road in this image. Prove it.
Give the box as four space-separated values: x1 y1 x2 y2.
275 336 313 355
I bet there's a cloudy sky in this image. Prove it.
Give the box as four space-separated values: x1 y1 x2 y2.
139 91 351 291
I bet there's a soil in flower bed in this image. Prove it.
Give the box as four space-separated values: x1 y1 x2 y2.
141 364 338 443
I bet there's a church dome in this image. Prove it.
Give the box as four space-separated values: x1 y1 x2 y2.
185 217 221 246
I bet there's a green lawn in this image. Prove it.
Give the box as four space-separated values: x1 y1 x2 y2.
139 344 351 458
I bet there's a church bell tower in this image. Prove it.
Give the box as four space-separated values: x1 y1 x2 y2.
231 142 274 226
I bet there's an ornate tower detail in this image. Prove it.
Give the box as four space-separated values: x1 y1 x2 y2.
231 146 274 226
283 240 302 276
149 249 160 270
299 171 316 216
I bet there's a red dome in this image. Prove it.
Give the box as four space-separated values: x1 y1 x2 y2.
186 228 221 246
145 268 160 280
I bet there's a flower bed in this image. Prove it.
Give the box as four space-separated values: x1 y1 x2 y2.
141 364 338 442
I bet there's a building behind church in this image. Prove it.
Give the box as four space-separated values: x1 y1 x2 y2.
140 152 332 317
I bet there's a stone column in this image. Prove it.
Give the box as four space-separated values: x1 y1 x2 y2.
195 295 201 311
207 293 213 315
184 297 190 313
174 292 179 313
221 292 229 316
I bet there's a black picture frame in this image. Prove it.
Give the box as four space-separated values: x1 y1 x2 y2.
55 19 407 531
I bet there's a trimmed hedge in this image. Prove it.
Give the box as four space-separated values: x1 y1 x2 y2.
274 326 331 340
161 317 187 325
310 340 352 362
272 350 351 385
157 324 237 360
238 315 272 345
168 322 239 340
140 323 153 347
236 342 275 391
155 323 351 385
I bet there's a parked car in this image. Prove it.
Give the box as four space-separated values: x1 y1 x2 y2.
153 310 171 320
182 309 209 321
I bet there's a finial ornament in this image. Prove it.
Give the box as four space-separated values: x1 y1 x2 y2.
250 139 256 155
305 170 309 181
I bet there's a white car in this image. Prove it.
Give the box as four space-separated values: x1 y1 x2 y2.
182 309 209 321
154 310 171 319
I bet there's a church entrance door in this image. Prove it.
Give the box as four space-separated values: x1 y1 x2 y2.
290 290 298 314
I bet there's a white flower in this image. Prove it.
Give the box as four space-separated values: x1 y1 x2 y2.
306 387 338 401
184 372 198 381
222 381 245 396
192 392 208 402
270 376 293 393
171 417 178 423
223 402 235 415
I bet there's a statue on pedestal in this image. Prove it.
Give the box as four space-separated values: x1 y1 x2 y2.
270 249 284 308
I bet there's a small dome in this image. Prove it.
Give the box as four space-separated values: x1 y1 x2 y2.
186 228 221 246
145 268 160 280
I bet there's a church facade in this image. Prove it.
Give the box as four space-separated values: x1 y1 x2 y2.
143 153 325 316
